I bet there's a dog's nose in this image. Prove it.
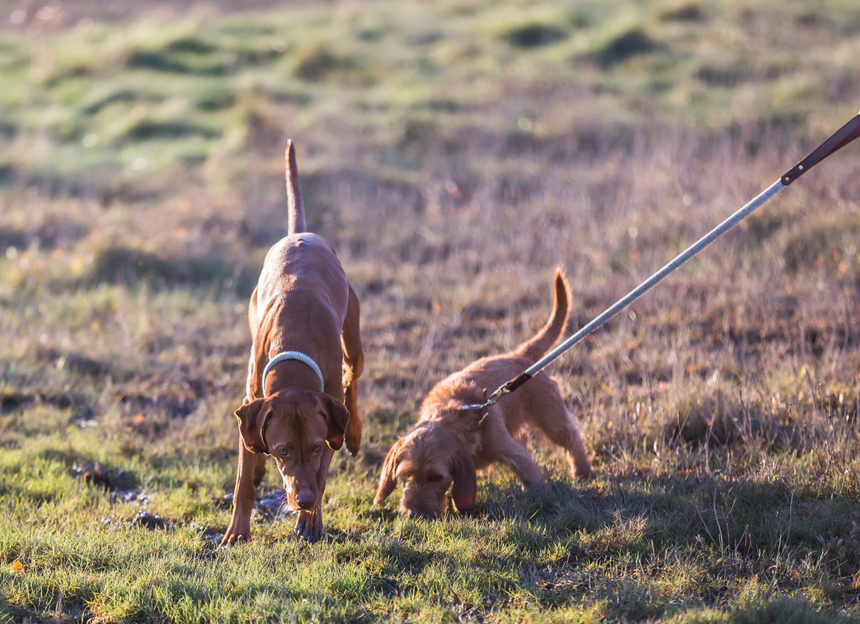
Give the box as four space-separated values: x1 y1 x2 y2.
407 509 426 519
295 491 316 510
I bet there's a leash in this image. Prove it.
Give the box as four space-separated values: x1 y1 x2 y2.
261 351 324 396
461 111 860 414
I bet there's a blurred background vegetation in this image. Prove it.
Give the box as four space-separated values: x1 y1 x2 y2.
1 0 859 193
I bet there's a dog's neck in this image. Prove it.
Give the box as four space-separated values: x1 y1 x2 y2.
264 359 324 396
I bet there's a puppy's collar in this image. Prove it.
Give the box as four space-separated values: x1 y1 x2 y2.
262 351 324 396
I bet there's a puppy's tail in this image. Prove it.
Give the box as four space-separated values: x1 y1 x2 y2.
514 267 571 361
285 140 306 235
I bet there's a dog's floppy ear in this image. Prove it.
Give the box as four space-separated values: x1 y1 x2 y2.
451 452 477 512
374 438 405 505
234 399 271 454
318 394 350 450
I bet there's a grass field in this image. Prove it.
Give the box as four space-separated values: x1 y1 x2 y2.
2 0 860 621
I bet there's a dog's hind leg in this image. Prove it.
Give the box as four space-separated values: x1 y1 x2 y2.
341 284 364 456
532 405 592 480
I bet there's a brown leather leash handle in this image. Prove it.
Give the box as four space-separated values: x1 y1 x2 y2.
782 113 860 185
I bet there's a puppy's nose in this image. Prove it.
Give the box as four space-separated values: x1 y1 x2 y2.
407 509 426 519
295 491 316 510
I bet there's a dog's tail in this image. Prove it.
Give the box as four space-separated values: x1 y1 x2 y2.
514 267 572 361
285 140 306 235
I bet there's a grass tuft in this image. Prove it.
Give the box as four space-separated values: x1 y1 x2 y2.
657 2 707 23
502 23 568 48
591 26 661 69
293 41 355 82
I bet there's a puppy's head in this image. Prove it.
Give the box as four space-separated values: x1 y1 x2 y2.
374 422 477 518
234 389 349 510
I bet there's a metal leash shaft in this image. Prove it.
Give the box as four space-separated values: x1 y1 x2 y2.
480 179 783 407
473 112 860 411
526 180 782 372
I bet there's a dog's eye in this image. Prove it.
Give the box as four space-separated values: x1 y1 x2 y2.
428 474 444 483
313 444 322 454
277 447 289 457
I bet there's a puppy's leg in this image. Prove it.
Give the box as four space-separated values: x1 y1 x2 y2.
294 446 333 542
484 418 545 488
532 405 592 480
222 439 261 545
340 284 364 456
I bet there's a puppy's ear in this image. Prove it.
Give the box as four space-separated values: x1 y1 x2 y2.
319 394 350 450
234 399 271 454
451 453 477 512
374 438 405 505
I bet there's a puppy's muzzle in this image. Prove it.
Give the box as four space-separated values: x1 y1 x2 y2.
407 509 434 519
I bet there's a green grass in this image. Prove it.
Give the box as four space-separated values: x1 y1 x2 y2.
2 0 860 621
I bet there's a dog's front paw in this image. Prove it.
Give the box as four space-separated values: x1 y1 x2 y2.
220 527 252 546
294 508 322 542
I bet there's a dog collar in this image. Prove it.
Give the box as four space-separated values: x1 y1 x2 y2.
262 351 324 396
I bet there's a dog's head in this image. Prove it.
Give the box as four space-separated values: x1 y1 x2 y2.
234 389 349 510
373 419 478 518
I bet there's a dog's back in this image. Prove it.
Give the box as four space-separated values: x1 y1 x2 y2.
256 234 348 311
254 142 348 322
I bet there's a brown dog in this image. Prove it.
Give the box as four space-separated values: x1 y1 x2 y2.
222 141 364 544
374 268 591 517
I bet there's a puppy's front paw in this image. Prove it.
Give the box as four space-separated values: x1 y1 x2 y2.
294 508 322 542
524 478 550 494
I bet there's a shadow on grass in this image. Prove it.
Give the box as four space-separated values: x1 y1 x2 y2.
364 470 860 620
475 472 860 572
0 445 139 502
0 388 95 420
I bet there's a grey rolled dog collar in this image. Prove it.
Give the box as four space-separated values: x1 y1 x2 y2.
262 351 324 396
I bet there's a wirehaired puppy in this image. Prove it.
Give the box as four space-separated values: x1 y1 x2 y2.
374 268 591 517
